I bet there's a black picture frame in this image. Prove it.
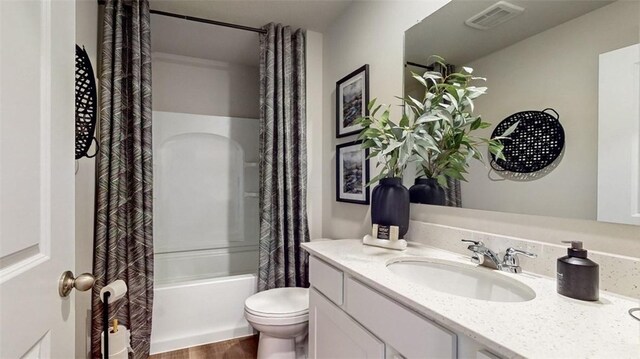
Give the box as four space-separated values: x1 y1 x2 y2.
336 141 370 204
336 64 369 138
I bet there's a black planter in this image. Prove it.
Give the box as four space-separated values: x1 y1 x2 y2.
371 177 410 238
409 178 446 205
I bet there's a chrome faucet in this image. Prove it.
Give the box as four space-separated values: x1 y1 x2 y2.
461 239 502 270
461 239 537 273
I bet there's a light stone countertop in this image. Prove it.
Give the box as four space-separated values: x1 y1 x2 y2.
302 239 640 359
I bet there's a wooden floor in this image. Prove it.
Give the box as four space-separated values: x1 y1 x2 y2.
149 335 259 359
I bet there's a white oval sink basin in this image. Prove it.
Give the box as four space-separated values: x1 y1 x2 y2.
387 259 536 302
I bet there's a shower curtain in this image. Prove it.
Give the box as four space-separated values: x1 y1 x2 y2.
258 23 310 291
91 0 154 358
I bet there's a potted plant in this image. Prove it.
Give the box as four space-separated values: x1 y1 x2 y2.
355 100 423 238
403 56 515 205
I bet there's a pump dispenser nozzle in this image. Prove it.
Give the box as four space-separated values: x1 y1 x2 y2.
561 240 588 258
561 240 583 249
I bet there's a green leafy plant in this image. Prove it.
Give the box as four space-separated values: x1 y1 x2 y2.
357 55 516 187
355 100 418 184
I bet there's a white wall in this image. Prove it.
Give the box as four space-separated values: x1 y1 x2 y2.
151 52 260 118
462 0 639 220
75 1 99 358
321 1 449 239
306 30 324 239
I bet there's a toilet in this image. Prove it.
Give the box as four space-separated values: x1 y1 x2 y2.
244 287 309 359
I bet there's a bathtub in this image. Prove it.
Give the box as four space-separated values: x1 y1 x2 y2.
149 273 257 354
150 111 260 354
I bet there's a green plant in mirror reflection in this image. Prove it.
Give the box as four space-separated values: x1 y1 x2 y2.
357 55 516 188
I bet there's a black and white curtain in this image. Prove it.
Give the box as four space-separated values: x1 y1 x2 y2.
257 23 310 291
92 0 154 357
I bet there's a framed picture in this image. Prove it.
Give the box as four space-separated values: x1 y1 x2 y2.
336 141 370 204
336 64 369 138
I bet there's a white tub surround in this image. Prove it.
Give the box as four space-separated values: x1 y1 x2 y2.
153 111 260 282
302 239 640 359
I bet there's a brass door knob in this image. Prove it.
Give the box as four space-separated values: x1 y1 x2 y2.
58 270 95 297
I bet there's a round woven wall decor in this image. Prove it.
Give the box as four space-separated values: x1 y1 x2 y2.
75 45 98 160
490 108 564 173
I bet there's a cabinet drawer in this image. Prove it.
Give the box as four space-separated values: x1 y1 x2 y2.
345 277 457 359
309 256 344 305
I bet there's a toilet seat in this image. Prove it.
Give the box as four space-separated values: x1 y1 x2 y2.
244 287 309 325
245 310 308 326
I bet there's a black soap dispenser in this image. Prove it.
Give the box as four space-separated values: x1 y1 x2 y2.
557 241 599 301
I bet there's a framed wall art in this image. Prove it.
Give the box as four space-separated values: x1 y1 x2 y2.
336 141 370 204
336 64 369 138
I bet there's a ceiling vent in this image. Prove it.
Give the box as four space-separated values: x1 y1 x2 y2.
465 1 525 30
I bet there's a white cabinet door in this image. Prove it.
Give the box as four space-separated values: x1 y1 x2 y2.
345 277 457 359
309 288 384 359
0 0 76 357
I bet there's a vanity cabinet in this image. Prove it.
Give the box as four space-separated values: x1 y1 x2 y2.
309 288 385 358
308 256 501 359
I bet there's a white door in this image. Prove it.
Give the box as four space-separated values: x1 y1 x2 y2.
597 44 640 226
0 0 76 358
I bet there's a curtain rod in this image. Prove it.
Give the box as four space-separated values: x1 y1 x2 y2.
405 61 433 70
96 1 266 34
149 9 267 34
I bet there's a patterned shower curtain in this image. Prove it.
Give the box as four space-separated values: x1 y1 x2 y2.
91 0 153 358
258 23 310 291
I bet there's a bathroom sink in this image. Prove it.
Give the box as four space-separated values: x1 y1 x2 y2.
387 258 536 302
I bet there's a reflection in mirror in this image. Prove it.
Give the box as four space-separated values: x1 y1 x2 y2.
404 0 639 225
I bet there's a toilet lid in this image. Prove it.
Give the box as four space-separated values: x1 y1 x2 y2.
245 287 309 318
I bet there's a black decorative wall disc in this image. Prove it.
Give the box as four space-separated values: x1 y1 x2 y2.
75 45 98 160
490 108 565 174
